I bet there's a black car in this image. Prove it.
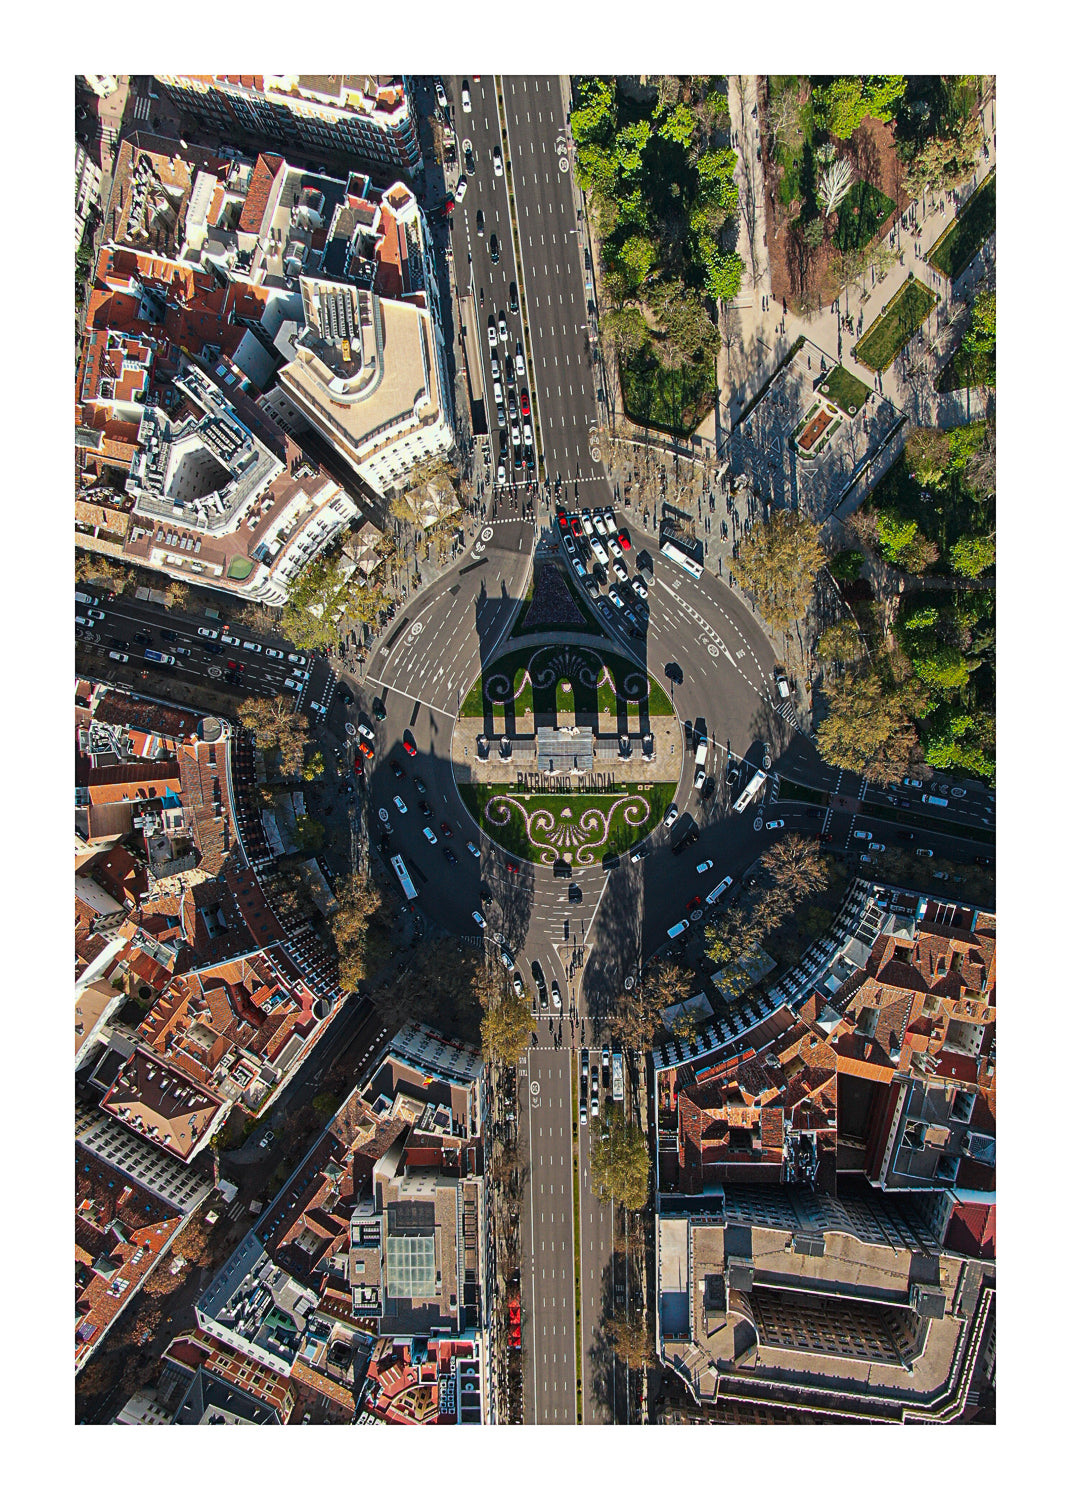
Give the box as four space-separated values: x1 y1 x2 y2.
337 687 354 706
413 777 427 794
568 883 583 904
108 637 126 650
489 234 500 264
443 846 458 865
390 759 404 778
725 766 740 788
553 859 572 879
372 698 387 720
134 632 151 646
204 641 223 654
664 662 684 685
160 628 177 642
476 209 484 236
509 281 519 314
419 800 433 817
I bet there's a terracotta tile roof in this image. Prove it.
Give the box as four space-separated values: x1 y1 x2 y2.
238 153 285 233
85 760 181 805
75 1145 183 1366
944 1200 995 1259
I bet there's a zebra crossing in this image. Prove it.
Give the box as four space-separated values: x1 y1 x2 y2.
132 94 152 122
773 696 800 730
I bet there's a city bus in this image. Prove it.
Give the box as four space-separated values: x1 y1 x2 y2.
390 853 418 903
660 538 703 580
732 768 767 814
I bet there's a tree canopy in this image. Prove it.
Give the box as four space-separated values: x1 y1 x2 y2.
588 1104 650 1211
817 668 922 782
811 76 908 139
238 696 308 778
733 511 826 642
481 992 532 1069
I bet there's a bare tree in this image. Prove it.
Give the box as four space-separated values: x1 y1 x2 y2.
818 156 854 219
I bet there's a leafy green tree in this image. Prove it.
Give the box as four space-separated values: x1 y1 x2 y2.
949 534 995 579
828 549 863 582
911 644 971 692
701 246 745 302
589 1104 650 1211
571 77 618 148
480 993 532 1068
902 113 982 198
294 815 323 850
817 668 921 782
604 304 650 360
658 102 697 148
614 119 652 177
618 233 660 288
875 513 920 564
960 291 995 387
812 76 908 139
608 1306 654 1371
900 605 941 632
303 748 325 781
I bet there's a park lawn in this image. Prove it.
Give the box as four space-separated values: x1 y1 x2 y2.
832 179 896 253
459 781 676 865
619 346 716 439
462 643 673 722
928 174 995 281
819 364 872 416
855 277 937 371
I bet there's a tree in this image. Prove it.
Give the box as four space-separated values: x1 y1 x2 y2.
330 872 393 990
816 618 862 666
303 748 325 781
959 290 995 389
165 578 190 610
902 113 982 199
702 246 745 302
604 304 650 360
619 981 663 1054
645 960 691 1014
608 1305 654 1371
817 668 921 782
670 1003 701 1045
760 832 830 902
812 76 908 140
294 815 324 850
768 80 804 158
949 534 995 579
588 1104 650 1211
905 426 952 488
657 101 696 148
481 992 532 1068
828 549 863 582
818 156 854 218
734 511 826 655
238 696 307 777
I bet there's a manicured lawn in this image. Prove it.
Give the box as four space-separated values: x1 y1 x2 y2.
855 277 937 372
831 179 896 253
460 643 674 721
928 174 995 281
459 781 676 865
620 347 716 439
818 364 872 416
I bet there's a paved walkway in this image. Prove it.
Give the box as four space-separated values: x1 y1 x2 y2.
697 82 997 451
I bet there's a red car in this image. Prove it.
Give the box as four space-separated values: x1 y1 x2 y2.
686 895 703 914
556 510 569 531
618 530 631 550
506 860 519 874
570 517 583 538
402 733 418 757
520 389 530 416
359 740 374 759
353 756 364 776
440 821 453 837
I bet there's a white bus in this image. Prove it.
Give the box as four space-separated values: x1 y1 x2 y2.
660 539 703 580
390 853 418 903
732 768 767 814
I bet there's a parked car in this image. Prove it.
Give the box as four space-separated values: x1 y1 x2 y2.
423 826 438 844
393 795 408 814
454 174 468 202
551 982 562 1010
473 910 486 928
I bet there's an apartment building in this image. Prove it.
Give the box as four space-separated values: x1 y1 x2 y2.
155 75 421 175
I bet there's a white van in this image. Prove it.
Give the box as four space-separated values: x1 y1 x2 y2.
705 875 733 905
667 919 689 940
75 591 94 606
922 793 948 807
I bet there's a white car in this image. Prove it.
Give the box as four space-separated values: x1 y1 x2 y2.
606 535 623 559
664 803 679 829
87 608 105 621
608 588 625 609
467 841 480 858
512 973 524 998
612 558 628 582
284 678 301 691
357 723 375 743
581 513 594 536
242 640 262 653
853 829 873 840
490 355 500 380
265 647 284 659
287 653 307 665
454 175 469 203
488 321 497 348
590 1095 599 1120
523 420 532 445
631 577 648 600
592 514 607 537
423 826 438 844
393 795 408 814
515 342 525 377
435 81 448 109
766 819 785 831
696 860 713 875
222 633 239 645
551 982 562 1010
497 459 506 484
198 626 219 639
590 538 608 566
493 144 503 175
108 650 129 662
473 910 486 928
291 669 309 682
579 1103 587 1126
461 84 472 112
499 313 508 340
